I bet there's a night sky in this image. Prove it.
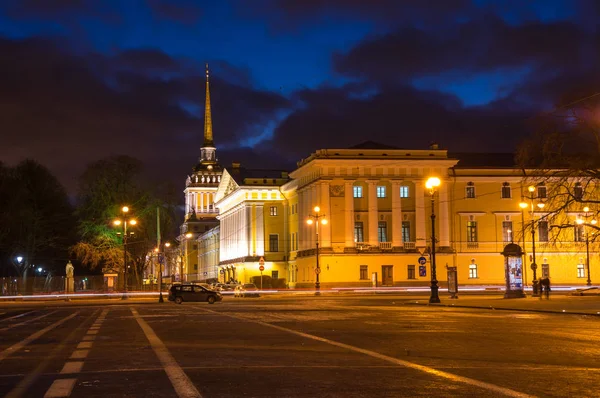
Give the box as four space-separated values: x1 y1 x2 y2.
1 0 599 194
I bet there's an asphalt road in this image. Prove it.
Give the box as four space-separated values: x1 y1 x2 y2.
0 296 599 397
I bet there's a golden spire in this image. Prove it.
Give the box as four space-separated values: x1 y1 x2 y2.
203 63 214 147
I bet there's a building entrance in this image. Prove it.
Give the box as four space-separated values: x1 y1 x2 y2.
382 265 394 286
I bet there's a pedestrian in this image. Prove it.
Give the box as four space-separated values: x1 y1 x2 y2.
541 277 551 299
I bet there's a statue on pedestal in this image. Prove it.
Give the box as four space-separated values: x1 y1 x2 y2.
65 260 75 295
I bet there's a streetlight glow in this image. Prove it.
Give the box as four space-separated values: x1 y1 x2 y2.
321 219 328 225
314 206 320 213
113 220 122 226
185 232 193 238
306 219 314 225
122 206 129 213
130 219 137 225
165 242 171 247
307 205 327 295
425 177 441 190
16 256 23 263
519 202 528 209
528 185 535 193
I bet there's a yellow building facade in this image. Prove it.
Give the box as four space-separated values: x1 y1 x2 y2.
196 143 597 288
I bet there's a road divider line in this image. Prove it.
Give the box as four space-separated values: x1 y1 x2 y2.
204 309 535 398
76 342 93 349
44 378 76 398
70 350 89 360
131 307 202 398
0 312 78 362
0 311 34 323
60 361 84 374
0 311 58 332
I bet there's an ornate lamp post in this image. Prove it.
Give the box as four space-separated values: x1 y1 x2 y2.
307 206 327 296
425 177 441 304
114 206 137 300
519 186 544 296
576 207 596 286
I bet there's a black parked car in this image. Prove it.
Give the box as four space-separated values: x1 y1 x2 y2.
169 284 222 304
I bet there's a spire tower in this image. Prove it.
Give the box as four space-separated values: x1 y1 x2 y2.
203 63 214 147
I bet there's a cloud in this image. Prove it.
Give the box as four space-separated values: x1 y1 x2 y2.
145 0 203 25
0 36 289 194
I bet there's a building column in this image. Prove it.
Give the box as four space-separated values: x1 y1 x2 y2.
256 205 264 255
318 182 331 248
415 180 427 248
345 181 354 247
439 182 450 247
299 190 306 251
391 180 402 248
367 181 378 246
200 192 204 213
246 205 253 256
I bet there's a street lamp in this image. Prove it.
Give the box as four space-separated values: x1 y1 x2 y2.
156 241 171 302
576 206 596 286
425 177 441 304
114 206 137 300
307 206 327 295
181 232 193 282
519 186 545 296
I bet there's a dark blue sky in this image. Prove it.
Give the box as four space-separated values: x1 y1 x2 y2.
1 0 599 193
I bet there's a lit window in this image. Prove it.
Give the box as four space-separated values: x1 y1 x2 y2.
466 182 475 199
577 263 585 278
574 224 585 242
501 182 511 199
360 265 368 280
467 221 478 242
354 222 364 242
400 186 409 198
376 186 386 198
353 186 363 198
469 264 478 278
270 206 277 216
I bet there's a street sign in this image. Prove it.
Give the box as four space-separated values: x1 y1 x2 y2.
315 267 321 275
259 256 265 265
418 256 427 265
259 265 265 272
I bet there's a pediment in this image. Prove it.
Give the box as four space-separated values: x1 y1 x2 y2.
215 169 239 203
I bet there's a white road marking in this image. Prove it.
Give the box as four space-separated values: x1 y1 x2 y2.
0 312 78 362
44 378 76 398
205 310 535 398
86 330 98 335
0 311 58 332
0 311 33 323
131 307 202 398
77 342 93 349
60 361 84 374
70 350 89 360
82 335 95 341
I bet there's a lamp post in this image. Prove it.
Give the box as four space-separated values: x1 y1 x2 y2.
425 177 441 304
576 207 596 286
307 206 327 295
178 232 193 282
519 186 544 296
156 241 170 303
114 206 137 300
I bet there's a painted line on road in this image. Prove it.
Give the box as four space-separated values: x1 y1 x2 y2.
131 307 202 398
0 312 78 362
0 311 34 323
44 378 76 398
0 311 58 332
76 342 93 349
82 335 96 341
60 361 84 374
70 350 89 360
204 309 535 398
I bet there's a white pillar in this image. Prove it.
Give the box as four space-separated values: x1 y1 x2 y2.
367 181 378 246
256 205 264 255
299 190 306 251
200 192 204 213
319 182 331 248
391 181 402 247
345 181 354 247
416 180 427 248
439 182 450 247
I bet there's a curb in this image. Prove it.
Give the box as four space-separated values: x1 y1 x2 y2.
404 301 600 317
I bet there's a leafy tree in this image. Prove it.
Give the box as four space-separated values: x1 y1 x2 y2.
0 160 77 277
71 155 178 289
516 96 600 242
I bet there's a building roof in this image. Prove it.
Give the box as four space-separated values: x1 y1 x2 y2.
449 152 517 168
348 141 400 150
228 166 289 186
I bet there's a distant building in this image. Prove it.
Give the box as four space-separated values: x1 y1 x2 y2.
178 65 221 281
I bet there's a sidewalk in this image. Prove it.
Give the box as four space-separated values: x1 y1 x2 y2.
407 294 600 316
